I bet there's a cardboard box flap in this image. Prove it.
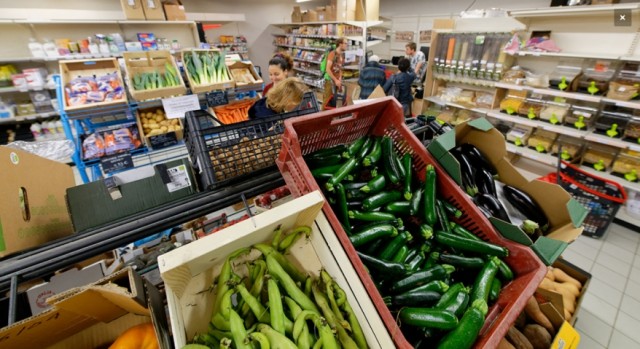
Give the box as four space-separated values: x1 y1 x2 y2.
0 309 90 348
429 129 456 160
53 288 136 322
532 237 568 265
367 85 385 99
146 279 172 349
567 198 589 228
490 217 533 246
540 302 565 329
537 291 565 322
466 117 494 131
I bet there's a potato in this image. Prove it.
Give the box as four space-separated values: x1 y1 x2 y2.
171 119 179 126
147 129 164 136
160 126 168 132
149 124 160 129
156 115 165 122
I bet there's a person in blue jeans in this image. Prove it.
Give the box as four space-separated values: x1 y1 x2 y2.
383 58 416 117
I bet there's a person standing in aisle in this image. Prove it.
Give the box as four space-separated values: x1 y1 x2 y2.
405 42 426 86
324 37 347 108
357 54 386 100
263 52 293 96
383 58 416 117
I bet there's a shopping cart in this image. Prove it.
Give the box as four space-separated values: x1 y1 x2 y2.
543 160 627 238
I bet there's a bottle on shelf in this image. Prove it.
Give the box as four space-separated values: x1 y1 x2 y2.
42 39 59 58
30 123 42 141
28 38 46 59
98 37 110 55
171 39 181 51
88 37 100 55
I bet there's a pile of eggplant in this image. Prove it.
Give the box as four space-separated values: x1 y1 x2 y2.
451 143 550 239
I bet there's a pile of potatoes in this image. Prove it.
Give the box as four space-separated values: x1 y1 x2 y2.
139 108 182 137
208 134 281 182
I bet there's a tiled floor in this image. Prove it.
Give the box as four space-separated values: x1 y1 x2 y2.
562 223 640 348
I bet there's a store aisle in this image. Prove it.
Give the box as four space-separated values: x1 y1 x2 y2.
561 223 640 349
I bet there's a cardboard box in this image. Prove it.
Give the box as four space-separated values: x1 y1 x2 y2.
336 0 356 21
539 301 581 349
123 50 186 101
120 0 146 20
162 0 186 21
141 0 166 20
302 9 319 22
59 58 128 112
0 147 75 258
427 118 588 265
135 107 184 150
180 49 235 93
537 258 591 326
66 158 197 232
0 267 171 349
355 0 379 22
226 60 263 90
291 6 303 23
158 191 394 348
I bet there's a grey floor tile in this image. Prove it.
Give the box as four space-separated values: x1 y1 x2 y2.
615 311 640 344
574 309 613 347
575 333 606 349
562 249 595 272
566 238 601 261
576 234 605 250
620 295 640 323
595 250 632 277
609 330 640 349
605 233 639 253
630 267 640 284
587 278 624 308
590 263 628 292
601 241 636 264
626 279 640 303
609 224 640 242
580 292 618 326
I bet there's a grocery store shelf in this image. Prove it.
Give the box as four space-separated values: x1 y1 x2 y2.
433 73 497 88
273 20 382 28
0 169 285 293
506 142 640 193
509 3 640 17
277 33 341 39
300 80 324 90
275 44 327 52
486 110 586 138
294 57 322 65
601 98 640 110
294 67 323 77
424 96 489 114
509 50 620 60
0 111 59 125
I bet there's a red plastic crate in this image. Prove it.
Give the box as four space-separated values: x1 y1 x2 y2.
276 97 546 349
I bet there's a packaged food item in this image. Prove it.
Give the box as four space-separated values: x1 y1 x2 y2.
609 62 640 101
527 129 557 153
82 133 105 160
551 135 584 162
506 125 534 146
474 91 494 108
612 149 640 182
525 71 549 88
500 98 524 115
500 67 526 85
565 104 597 131
549 65 582 91
594 110 631 138
517 98 544 119
539 101 570 124
582 144 618 171
624 116 640 142
577 67 616 96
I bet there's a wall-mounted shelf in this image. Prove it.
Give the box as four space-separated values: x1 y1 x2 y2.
275 44 328 52
294 67 323 77
0 111 59 125
294 57 322 65
509 3 640 18
508 50 621 61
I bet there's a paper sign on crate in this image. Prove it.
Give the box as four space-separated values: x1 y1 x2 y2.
162 94 200 119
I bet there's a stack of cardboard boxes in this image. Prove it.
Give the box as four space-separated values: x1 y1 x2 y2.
292 0 379 23
120 0 186 21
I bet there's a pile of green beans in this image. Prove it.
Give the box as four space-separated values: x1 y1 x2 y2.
182 226 369 349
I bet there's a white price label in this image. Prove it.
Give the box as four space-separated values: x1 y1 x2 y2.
162 94 200 119
165 165 191 193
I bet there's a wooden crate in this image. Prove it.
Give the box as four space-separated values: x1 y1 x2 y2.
135 106 184 149
158 191 394 349
123 50 187 102
180 49 235 94
59 58 128 112
226 60 263 91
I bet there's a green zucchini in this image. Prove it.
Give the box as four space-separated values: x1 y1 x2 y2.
349 223 397 247
436 300 488 349
390 264 454 295
398 308 458 330
434 231 508 258
362 190 402 211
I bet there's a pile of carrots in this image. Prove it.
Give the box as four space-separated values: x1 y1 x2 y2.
212 99 256 124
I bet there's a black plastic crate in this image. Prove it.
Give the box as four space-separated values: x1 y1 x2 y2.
184 92 319 190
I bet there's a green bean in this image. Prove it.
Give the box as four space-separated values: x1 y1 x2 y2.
254 244 307 283
293 310 338 349
246 332 270 349
219 288 235 320
258 324 298 349
311 283 358 349
193 332 219 348
271 225 283 249
220 337 232 349
278 226 312 253
211 311 230 331
241 260 266 317
212 247 251 316
304 276 313 298
207 327 232 342
266 254 319 313
283 296 314 349
229 308 251 349
321 271 350 331
333 282 367 349
268 277 286 335
236 283 270 323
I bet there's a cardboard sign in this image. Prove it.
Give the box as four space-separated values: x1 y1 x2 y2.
206 90 228 108
162 94 200 119
101 153 134 175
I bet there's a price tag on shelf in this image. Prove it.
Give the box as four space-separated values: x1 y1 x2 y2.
101 152 134 175
162 94 201 119
206 90 229 108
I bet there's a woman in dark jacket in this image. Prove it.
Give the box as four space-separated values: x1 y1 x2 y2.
383 57 416 117
248 77 308 119
358 55 386 99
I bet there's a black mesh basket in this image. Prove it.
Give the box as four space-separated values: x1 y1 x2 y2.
556 160 627 238
184 92 319 190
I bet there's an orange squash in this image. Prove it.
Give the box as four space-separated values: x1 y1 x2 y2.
109 322 159 349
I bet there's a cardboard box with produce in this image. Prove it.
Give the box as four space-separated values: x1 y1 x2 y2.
123 50 186 102
136 106 183 149
158 191 394 349
0 267 171 349
537 258 591 325
181 49 235 93
227 60 263 91
59 58 128 112
428 118 588 265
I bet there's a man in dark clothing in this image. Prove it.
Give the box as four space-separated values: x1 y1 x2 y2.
358 55 386 99
383 58 416 117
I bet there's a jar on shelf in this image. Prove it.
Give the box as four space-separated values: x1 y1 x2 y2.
499 89 527 115
593 109 631 138
624 115 640 143
612 149 640 182
577 67 616 96
539 101 570 125
551 135 585 163
565 104 598 131
517 98 545 120
607 62 640 101
506 124 534 147
549 64 582 91
527 128 558 153
581 143 619 172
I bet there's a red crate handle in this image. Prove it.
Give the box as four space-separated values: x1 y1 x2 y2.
558 160 627 204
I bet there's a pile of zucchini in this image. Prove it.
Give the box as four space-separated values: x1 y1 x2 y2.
184 226 369 349
305 135 515 349
451 143 550 238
